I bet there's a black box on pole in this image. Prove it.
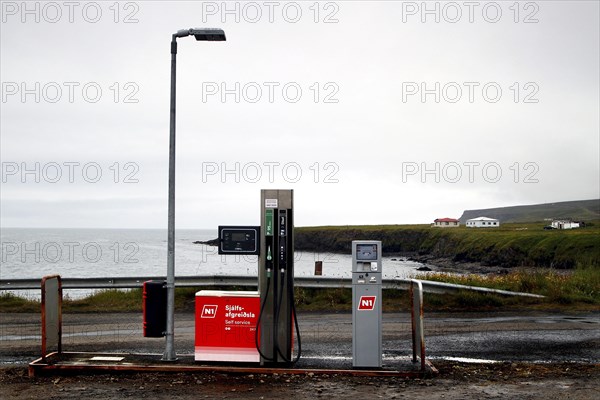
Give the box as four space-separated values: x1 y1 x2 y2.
143 281 167 338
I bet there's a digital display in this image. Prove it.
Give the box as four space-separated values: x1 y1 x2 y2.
218 226 260 255
231 233 246 242
356 244 378 261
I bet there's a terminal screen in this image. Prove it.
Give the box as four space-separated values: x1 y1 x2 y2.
218 226 260 255
231 232 247 242
356 244 378 261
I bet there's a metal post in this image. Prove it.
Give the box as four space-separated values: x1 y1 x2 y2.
164 35 177 362
410 279 425 371
410 281 416 363
162 28 225 361
41 275 62 362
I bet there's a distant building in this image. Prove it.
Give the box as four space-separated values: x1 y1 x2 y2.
466 217 500 228
551 220 580 230
432 218 460 227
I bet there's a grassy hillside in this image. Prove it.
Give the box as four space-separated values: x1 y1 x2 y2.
296 222 600 269
459 199 600 223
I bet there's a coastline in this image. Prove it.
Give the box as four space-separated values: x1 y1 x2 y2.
408 255 513 275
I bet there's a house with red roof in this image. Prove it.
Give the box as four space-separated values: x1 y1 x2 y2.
432 218 460 227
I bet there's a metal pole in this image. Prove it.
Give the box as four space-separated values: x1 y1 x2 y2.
410 281 416 363
164 35 177 362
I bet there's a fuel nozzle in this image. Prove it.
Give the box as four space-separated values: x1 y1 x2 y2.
266 246 273 278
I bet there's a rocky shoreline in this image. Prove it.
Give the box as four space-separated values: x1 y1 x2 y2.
407 255 513 275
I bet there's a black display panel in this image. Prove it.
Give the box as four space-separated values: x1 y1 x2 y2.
218 226 260 255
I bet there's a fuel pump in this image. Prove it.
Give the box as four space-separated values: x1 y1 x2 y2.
194 189 300 365
256 189 301 364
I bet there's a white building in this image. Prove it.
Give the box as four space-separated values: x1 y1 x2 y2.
466 217 500 228
551 220 580 230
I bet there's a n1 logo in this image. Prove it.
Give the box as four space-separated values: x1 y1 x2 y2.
201 305 218 318
357 296 376 310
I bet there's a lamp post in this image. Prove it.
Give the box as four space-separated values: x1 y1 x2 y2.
165 27 226 362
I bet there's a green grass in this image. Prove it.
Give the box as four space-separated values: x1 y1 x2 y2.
295 287 353 311
424 265 600 306
0 292 40 313
63 288 144 312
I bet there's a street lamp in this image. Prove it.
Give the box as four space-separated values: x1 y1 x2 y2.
165 27 226 362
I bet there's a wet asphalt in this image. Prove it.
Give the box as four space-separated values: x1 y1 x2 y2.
1 311 598 366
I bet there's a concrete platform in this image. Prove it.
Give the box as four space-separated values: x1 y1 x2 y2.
29 352 438 378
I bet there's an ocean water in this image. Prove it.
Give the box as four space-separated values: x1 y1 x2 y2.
0 228 428 297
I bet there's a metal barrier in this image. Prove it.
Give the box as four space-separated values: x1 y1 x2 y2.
0 275 545 298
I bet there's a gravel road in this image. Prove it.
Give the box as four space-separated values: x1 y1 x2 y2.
1 310 599 399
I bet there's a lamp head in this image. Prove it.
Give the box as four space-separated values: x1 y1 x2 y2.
190 28 226 41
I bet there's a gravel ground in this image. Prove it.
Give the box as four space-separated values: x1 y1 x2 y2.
1 361 599 399
1 310 599 399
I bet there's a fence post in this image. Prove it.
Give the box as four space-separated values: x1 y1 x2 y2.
41 275 62 361
410 279 425 371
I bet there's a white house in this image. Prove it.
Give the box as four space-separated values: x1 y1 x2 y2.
432 218 460 227
466 217 500 228
551 220 580 230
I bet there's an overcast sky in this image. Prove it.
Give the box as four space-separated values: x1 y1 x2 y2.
1 0 599 229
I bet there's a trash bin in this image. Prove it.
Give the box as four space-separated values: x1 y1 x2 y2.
143 281 167 338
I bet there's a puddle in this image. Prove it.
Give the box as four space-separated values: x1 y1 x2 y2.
428 356 499 364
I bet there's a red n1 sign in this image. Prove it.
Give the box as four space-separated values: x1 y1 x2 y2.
357 296 376 310
201 305 218 318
